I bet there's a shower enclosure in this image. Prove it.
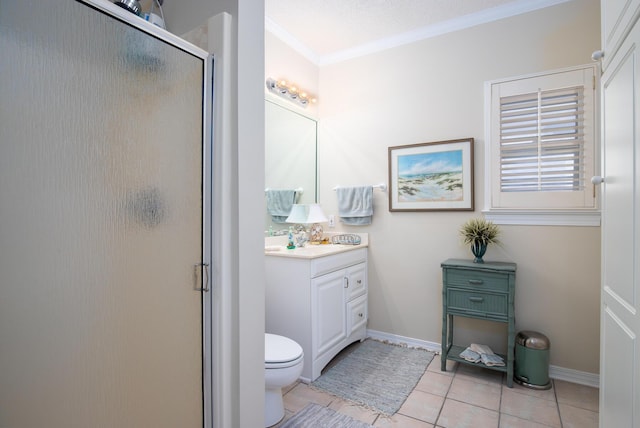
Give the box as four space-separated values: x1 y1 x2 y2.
0 0 212 426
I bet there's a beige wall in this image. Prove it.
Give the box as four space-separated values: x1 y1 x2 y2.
267 0 602 374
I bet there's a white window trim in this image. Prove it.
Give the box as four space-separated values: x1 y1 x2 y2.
482 209 601 226
483 64 601 227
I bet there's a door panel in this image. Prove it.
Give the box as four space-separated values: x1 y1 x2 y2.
600 15 640 428
0 1 205 427
601 0 640 69
603 42 636 305
602 308 635 427
312 269 347 358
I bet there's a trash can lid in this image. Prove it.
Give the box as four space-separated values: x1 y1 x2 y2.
516 330 550 349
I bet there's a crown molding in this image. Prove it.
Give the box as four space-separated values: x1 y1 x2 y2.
266 0 573 66
265 16 320 65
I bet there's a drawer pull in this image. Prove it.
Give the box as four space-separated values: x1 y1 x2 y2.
357 279 362 284
468 279 484 285
468 296 484 303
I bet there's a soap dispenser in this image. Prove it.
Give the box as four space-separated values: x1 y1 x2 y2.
287 226 295 249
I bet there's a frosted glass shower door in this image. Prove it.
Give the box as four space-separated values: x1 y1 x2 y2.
0 1 208 427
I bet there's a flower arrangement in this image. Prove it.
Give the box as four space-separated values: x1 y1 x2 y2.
460 218 500 263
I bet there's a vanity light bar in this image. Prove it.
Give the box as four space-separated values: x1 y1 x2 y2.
266 77 317 108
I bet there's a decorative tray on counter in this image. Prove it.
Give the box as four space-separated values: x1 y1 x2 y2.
330 234 361 245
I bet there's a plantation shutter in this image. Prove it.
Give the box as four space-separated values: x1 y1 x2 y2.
488 65 596 211
500 87 585 192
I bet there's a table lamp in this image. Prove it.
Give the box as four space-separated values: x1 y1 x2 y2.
285 204 328 245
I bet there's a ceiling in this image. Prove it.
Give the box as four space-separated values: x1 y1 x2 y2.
265 0 571 65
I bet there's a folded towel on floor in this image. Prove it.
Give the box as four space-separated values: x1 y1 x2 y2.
266 189 297 223
336 186 373 225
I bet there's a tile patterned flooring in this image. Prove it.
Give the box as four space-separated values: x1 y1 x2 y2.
274 354 599 428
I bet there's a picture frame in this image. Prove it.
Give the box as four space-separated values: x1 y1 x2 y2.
388 138 474 212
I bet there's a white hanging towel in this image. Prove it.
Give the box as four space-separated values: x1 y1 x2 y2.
336 186 373 225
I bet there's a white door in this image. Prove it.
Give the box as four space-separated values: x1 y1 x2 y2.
599 16 640 428
0 1 210 427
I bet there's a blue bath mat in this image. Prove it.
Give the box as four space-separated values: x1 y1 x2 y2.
311 339 435 415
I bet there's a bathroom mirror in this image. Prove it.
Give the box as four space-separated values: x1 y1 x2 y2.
265 99 318 231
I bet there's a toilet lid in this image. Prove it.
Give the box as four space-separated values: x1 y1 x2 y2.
265 333 303 364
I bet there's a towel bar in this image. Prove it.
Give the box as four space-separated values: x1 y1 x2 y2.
265 187 303 194
332 183 386 192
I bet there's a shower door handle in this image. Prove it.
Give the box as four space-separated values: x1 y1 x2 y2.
195 262 210 292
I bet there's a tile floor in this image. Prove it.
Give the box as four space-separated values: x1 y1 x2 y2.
274 354 599 428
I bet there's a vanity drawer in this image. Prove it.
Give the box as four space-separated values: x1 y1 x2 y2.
311 248 367 278
446 289 508 320
347 294 367 334
346 262 366 301
445 268 509 292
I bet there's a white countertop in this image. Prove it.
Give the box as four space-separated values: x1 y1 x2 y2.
265 233 368 259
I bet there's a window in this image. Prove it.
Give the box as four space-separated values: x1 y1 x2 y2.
484 65 599 226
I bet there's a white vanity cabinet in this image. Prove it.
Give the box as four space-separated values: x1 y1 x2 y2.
265 246 368 382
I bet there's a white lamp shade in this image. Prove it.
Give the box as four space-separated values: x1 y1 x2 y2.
306 204 328 223
285 204 328 224
285 204 308 224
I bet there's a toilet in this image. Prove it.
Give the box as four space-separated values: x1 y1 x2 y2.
265 333 304 427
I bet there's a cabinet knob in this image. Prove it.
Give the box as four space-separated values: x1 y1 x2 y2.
357 279 362 284
358 313 364 318
591 50 604 61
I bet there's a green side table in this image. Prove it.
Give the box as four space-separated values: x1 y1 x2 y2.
441 258 517 387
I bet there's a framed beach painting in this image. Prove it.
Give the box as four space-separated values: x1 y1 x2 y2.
388 138 474 211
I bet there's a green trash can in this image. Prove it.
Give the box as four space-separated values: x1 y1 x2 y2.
514 331 551 390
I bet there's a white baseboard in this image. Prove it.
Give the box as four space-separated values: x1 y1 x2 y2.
366 329 600 388
366 329 441 353
549 365 599 388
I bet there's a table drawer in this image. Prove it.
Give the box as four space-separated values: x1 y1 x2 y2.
446 289 508 319
445 268 509 292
